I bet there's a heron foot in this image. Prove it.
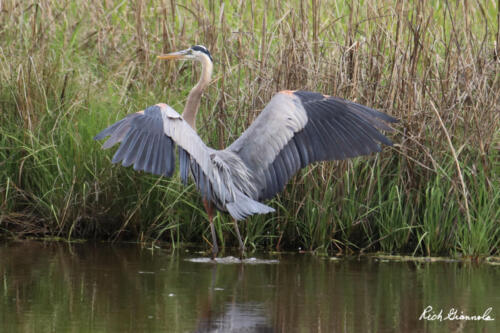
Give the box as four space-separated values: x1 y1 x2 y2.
233 219 246 260
238 244 246 260
211 243 219 260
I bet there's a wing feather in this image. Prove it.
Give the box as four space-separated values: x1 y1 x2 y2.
294 131 312 165
133 134 150 171
122 130 144 167
145 135 158 175
111 128 136 164
156 135 166 176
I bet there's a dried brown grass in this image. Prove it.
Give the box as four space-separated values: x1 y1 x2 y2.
0 0 498 254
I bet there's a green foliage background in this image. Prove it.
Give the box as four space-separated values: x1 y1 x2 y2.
0 0 498 256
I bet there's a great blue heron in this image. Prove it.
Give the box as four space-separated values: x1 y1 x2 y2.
95 45 397 258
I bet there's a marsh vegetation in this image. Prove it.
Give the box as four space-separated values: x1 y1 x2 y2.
0 0 498 256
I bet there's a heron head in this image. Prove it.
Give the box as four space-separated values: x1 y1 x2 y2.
157 45 213 63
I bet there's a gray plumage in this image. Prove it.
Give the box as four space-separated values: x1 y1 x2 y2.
95 91 396 220
95 103 274 220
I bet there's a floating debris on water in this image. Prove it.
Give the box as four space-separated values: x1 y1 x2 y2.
186 256 279 264
371 255 460 263
485 257 500 266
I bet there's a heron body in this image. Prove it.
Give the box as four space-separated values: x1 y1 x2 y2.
95 45 397 258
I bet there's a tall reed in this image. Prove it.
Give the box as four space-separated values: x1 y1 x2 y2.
0 0 498 256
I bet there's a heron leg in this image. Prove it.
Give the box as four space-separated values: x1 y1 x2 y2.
233 219 246 259
203 199 218 259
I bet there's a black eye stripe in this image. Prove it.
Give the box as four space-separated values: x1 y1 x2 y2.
191 45 206 51
191 45 213 62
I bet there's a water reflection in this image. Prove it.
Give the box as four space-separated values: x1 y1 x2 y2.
194 264 273 332
0 241 498 332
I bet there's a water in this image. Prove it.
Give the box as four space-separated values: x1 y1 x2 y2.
0 242 498 332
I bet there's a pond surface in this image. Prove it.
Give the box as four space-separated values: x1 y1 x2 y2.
0 241 498 332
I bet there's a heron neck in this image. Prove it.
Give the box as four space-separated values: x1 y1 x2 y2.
183 56 213 130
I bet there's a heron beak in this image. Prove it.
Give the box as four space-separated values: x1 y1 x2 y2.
157 49 189 60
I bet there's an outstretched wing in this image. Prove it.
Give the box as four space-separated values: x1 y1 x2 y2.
94 103 274 220
227 90 398 200
94 103 212 181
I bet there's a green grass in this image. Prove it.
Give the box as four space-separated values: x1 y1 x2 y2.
0 0 498 257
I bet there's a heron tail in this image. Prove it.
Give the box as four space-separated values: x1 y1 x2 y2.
226 190 275 221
